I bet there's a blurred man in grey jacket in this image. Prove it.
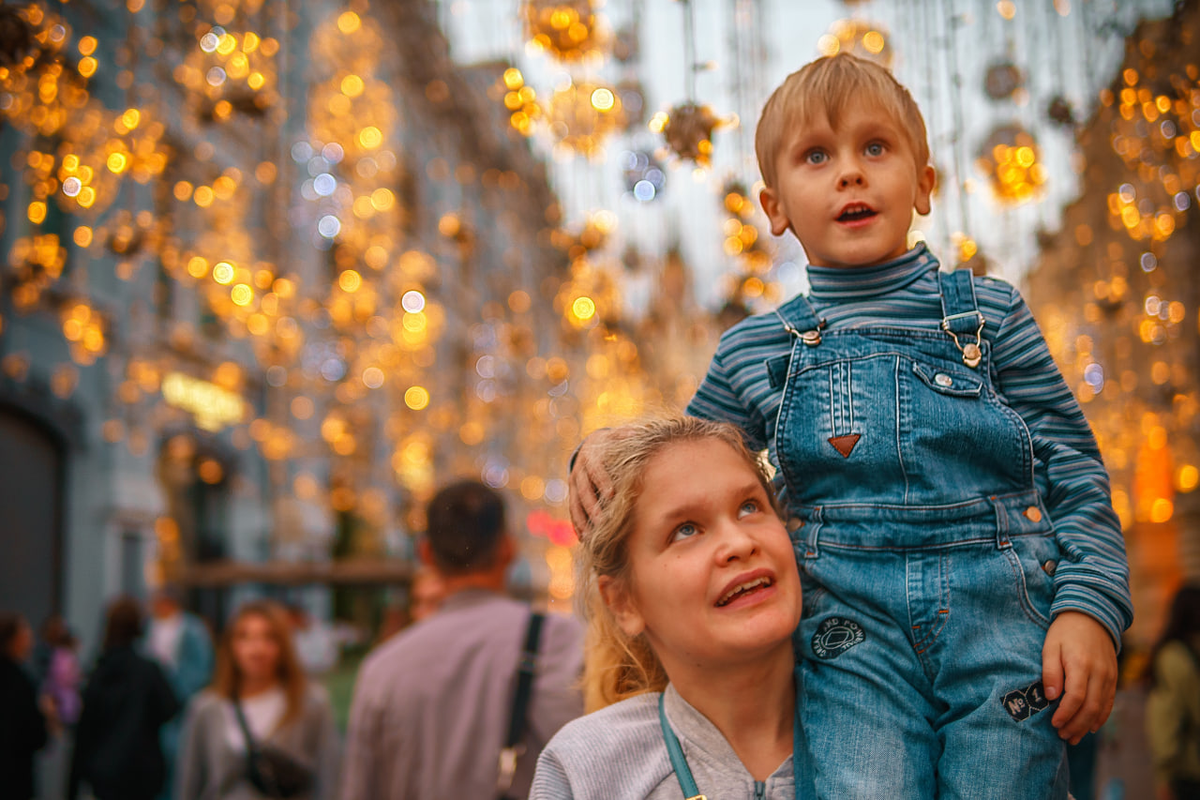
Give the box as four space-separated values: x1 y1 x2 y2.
340 480 584 800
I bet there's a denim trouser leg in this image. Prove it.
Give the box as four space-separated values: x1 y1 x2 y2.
797 551 939 797
796 528 1069 799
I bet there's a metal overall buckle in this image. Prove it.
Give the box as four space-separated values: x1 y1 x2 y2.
777 312 827 346
941 311 985 368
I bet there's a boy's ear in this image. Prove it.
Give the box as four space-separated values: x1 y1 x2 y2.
914 165 936 216
598 575 645 638
760 187 792 237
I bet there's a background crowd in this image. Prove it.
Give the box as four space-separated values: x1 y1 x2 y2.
0 479 1199 799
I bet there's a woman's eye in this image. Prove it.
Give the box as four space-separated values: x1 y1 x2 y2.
738 500 760 518
805 150 827 165
865 142 885 156
670 523 699 543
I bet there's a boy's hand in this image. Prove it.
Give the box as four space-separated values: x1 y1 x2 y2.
568 429 619 535
1041 610 1117 745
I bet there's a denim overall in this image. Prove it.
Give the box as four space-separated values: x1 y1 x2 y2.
774 270 1069 799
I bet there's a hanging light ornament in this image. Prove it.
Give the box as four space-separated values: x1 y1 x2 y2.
976 124 1047 205
649 102 722 166
983 61 1025 101
1046 95 1076 128
546 80 625 158
59 299 108 365
620 149 665 202
0 5 39 67
499 67 541 137
54 102 125 217
7 232 66 311
817 19 893 68
173 24 280 121
1100 63 1199 244
523 0 604 62
0 7 89 137
550 210 614 262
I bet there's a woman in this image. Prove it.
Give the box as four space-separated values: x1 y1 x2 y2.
177 600 339 800
68 596 180 800
531 417 805 799
0 613 48 799
40 615 82 730
1146 584 1200 800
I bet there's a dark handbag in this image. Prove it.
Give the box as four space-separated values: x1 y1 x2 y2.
233 695 315 799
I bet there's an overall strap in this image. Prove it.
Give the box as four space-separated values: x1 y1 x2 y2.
497 611 545 800
659 693 707 800
773 292 826 346
937 269 985 369
937 268 982 334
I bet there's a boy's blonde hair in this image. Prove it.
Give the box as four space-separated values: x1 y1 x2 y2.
576 416 780 712
755 53 931 190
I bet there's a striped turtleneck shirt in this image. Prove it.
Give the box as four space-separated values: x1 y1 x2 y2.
686 244 1133 645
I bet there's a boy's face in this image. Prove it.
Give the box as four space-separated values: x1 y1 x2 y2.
760 100 935 269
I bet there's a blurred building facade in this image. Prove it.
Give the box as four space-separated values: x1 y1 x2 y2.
0 0 583 643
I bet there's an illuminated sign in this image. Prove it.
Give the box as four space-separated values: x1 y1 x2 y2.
526 509 577 547
161 371 246 431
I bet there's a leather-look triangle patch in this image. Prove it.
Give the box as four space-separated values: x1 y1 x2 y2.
828 434 861 458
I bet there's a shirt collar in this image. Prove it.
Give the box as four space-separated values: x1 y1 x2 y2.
438 587 506 612
806 243 939 302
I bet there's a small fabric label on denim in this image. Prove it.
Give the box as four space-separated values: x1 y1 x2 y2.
811 616 865 659
1001 680 1051 722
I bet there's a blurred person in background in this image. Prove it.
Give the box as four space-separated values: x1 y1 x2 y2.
340 479 584 800
147 585 216 797
409 567 446 624
1147 584 1200 800
68 596 180 800
0 612 48 799
176 599 339 800
372 568 447 646
39 614 82 732
287 603 340 677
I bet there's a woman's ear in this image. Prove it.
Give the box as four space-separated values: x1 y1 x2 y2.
598 575 645 638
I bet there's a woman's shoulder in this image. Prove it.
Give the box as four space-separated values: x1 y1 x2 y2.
185 689 228 719
538 693 673 793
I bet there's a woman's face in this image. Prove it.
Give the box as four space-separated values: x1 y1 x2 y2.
231 613 282 685
606 437 802 674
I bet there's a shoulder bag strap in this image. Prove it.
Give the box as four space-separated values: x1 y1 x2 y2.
497 611 545 800
233 696 280 797
232 695 259 756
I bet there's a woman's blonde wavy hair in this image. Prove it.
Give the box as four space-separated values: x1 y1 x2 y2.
576 416 780 712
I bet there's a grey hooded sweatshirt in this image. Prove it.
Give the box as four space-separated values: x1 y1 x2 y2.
530 684 795 800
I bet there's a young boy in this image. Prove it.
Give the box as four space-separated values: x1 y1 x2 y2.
570 54 1132 797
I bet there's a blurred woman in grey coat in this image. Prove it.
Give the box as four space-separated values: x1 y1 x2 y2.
177 600 338 800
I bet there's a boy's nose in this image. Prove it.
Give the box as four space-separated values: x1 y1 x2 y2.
839 170 866 188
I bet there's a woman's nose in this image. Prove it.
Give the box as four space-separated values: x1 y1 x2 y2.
715 521 759 563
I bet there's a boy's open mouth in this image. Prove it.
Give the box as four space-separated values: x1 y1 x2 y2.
837 203 877 222
715 575 774 607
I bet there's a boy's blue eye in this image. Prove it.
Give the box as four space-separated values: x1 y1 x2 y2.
805 150 827 165
865 142 885 156
738 499 760 518
670 523 699 543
